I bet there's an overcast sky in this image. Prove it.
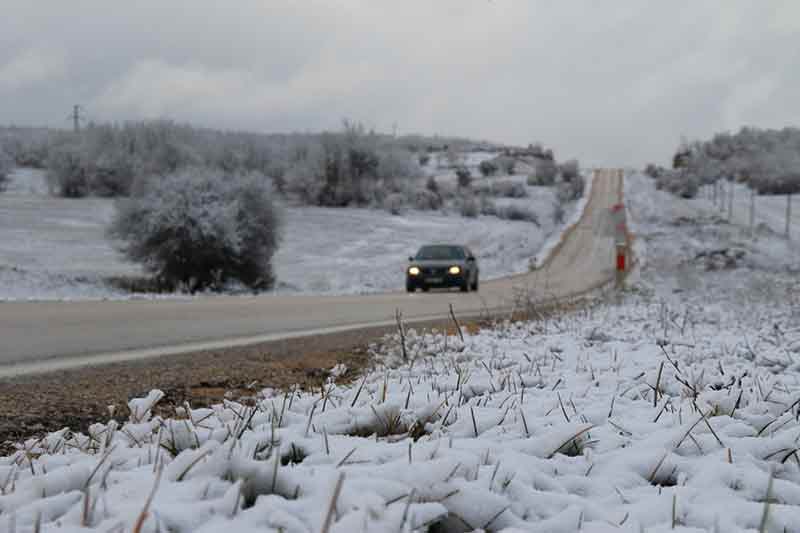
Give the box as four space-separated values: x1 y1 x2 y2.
1 1 798 166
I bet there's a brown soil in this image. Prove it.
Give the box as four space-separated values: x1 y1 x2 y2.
0 317 478 453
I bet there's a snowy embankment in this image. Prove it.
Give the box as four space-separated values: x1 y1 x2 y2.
3 175 800 531
0 167 568 300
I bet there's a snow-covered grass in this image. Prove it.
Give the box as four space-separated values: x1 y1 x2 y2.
0 167 566 300
3 175 800 532
0 168 142 300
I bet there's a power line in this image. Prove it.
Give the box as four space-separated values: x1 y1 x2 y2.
67 104 85 133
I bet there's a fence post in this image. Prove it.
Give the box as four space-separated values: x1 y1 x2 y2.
749 188 755 232
713 181 718 207
787 193 793 239
728 181 734 220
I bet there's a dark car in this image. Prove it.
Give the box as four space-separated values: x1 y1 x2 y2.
406 244 479 293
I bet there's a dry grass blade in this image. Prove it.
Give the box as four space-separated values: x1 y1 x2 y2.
132 461 163 533
176 448 213 482
557 392 571 423
320 472 345 533
654 361 664 408
692 401 725 448
520 410 530 437
336 448 357 468
304 404 317 438
758 472 774 533
81 487 91 527
399 488 416 530
675 412 710 450
671 492 677 529
483 505 510 530
648 450 670 484
83 444 117 489
449 303 464 343
546 426 593 459
350 376 368 408
756 417 779 437
395 308 408 362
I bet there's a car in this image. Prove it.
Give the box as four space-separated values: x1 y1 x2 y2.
406 244 479 293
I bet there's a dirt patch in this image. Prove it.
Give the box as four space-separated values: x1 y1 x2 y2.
0 316 486 452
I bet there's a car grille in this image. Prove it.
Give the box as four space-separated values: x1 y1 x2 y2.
422 267 448 276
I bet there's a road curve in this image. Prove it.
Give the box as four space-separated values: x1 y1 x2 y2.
0 170 622 375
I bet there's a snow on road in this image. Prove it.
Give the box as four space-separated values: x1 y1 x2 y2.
0 168 564 300
2 174 799 532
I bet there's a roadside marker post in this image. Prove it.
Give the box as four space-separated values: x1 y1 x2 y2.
616 243 627 273
611 203 628 287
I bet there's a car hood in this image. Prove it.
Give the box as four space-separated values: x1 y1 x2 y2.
411 259 470 268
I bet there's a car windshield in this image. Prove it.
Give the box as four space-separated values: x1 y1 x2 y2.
415 245 465 260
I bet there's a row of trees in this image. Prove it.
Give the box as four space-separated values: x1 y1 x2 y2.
647 127 800 198
2 121 428 204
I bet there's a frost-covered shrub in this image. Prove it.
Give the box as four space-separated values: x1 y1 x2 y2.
456 166 472 188
491 180 528 198
45 142 90 197
479 160 498 177
0 149 11 192
497 204 540 225
644 163 663 179
285 150 326 205
471 180 491 196
458 194 479 217
560 159 580 181
413 189 443 211
0 126 52 168
108 169 282 291
676 127 800 196
556 173 586 203
529 159 558 186
497 155 516 175
89 149 139 197
655 169 699 199
479 195 497 216
282 123 419 207
383 192 406 215
552 201 565 224
752 172 800 195
425 176 439 194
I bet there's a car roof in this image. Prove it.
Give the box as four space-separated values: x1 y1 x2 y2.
418 244 464 250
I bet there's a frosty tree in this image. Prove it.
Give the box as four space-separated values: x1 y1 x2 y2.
0 148 11 192
108 169 283 291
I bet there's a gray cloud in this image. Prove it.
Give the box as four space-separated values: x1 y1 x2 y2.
1 0 799 166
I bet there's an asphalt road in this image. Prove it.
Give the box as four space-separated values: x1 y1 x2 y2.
0 170 623 375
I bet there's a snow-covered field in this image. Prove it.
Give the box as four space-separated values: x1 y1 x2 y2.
0 167 565 300
3 175 800 532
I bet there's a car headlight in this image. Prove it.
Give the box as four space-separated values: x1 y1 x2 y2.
449 266 461 275
408 266 421 276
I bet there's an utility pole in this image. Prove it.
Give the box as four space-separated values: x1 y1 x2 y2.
69 105 84 133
